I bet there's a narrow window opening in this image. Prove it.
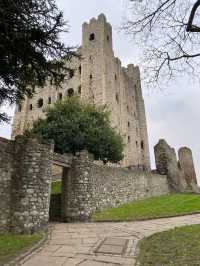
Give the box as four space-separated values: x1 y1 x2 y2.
78 85 81 94
69 69 74 78
58 93 62 100
37 98 43 108
136 141 138 147
127 105 129 112
90 74 93 80
141 141 144 150
48 97 51 104
128 136 130 143
18 104 22 112
89 33 95 41
128 121 130 127
68 88 74 97
29 104 33 111
79 66 81 75
116 93 119 103
115 74 117 80
107 35 110 41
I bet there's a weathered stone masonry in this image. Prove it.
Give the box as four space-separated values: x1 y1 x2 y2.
154 139 199 193
0 137 199 233
0 136 54 234
61 151 170 222
12 14 150 170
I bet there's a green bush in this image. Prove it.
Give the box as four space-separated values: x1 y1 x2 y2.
25 97 124 163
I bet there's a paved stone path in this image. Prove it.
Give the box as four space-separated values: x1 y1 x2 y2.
20 214 200 266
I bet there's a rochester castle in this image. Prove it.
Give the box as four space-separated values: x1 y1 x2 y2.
12 14 150 169
1 14 198 234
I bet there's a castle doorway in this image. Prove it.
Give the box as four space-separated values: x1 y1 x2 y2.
49 153 72 222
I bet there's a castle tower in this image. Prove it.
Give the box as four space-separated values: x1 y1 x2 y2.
81 14 113 104
11 14 151 170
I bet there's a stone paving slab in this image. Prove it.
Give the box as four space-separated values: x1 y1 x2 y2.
96 244 125 255
103 237 128 246
20 214 200 266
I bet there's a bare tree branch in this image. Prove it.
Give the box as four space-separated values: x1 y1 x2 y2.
122 0 200 85
187 0 200 32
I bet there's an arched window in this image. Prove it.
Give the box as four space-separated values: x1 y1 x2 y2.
29 104 33 111
68 88 74 97
37 98 43 108
89 33 95 41
58 93 62 100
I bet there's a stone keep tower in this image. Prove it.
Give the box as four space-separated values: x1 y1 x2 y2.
12 14 150 169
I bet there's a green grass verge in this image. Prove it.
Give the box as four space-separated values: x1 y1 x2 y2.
0 234 42 265
92 193 200 222
137 224 200 266
51 181 61 195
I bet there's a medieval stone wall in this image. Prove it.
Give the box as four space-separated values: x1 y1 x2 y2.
11 14 150 170
0 137 199 231
0 136 54 234
0 138 13 233
61 151 169 222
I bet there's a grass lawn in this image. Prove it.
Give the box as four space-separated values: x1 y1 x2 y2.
51 181 61 195
92 193 200 222
137 224 200 266
0 234 42 265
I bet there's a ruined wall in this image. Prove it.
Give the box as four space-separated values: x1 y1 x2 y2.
0 137 54 234
61 151 169 222
154 139 199 193
178 147 198 190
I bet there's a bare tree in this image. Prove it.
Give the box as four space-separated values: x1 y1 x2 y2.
123 0 200 86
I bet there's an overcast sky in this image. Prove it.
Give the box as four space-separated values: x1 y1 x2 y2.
0 0 200 183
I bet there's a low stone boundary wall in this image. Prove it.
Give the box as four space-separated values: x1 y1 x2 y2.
61 152 170 222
